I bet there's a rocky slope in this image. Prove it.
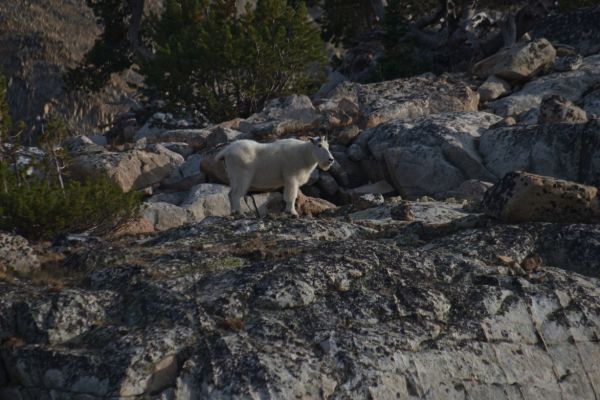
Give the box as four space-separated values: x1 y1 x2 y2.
67 38 600 234
2 9 600 400
1 194 600 399
0 0 152 136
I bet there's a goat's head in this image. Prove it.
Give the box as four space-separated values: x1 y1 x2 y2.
310 136 334 171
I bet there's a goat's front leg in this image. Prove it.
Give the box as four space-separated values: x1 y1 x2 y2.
283 179 299 217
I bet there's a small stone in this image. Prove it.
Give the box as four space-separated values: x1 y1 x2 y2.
553 54 583 72
521 254 542 273
353 193 384 210
335 278 351 292
478 75 511 102
490 116 516 128
496 255 515 266
538 95 587 124
390 202 415 221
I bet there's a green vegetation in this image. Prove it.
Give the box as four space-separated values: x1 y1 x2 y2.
0 74 141 241
65 0 134 91
203 256 246 271
0 73 11 136
0 170 141 241
68 0 327 122
372 0 434 81
320 0 378 46
559 0 600 10
139 0 327 121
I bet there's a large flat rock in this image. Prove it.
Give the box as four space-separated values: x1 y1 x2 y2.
365 112 500 197
330 75 479 129
487 54 600 118
479 119 600 186
2 215 599 399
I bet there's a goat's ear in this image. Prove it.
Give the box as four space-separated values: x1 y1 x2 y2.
310 137 319 145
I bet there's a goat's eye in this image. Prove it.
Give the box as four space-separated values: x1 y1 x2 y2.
318 144 322 148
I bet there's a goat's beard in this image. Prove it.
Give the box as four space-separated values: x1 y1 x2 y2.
319 161 333 171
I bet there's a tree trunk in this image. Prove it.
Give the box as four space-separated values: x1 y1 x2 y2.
126 0 152 60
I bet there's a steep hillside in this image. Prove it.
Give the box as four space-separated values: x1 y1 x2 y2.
0 0 138 136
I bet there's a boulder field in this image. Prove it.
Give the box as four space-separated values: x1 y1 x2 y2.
2 22 600 400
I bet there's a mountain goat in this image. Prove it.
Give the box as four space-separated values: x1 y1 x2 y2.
215 137 334 216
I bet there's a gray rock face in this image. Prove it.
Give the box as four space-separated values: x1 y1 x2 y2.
316 97 361 129
238 95 320 138
180 183 284 222
161 142 193 158
71 145 185 192
444 179 493 202
479 120 600 186
181 184 233 219
367 112 501 197
477 75 511 102
0 0 138 135
64 135 106 155
351 180 395 196
329 75 479 128
134 128 212 149
316 172 340 197
488 54 600 118
553 54 584 72
532 6 600 56
384 145 466 198
206 127 245 148
583 88 600 118
146 191 188 206
337 125 361 145
331 152 367 188
161 154 205 191
352 193 385 210
472 38 556 81
2 210 599 399
141 202 194 231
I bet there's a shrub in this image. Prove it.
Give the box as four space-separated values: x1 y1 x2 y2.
320 0 379 46
559 0 600 11
0 164 141 241
0 73 11 137
0 73 141 241
140 0 327 122
371 0 434 81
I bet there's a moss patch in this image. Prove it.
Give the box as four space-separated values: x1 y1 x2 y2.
204 256 246 271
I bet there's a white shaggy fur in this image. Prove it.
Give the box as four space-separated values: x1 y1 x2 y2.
215 137 334 216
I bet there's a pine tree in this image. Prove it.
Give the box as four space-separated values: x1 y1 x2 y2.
320 0 377 46
65 0 133 91
0 73 11 139
559 0 600 10
374 0 433 80
140 0 327 121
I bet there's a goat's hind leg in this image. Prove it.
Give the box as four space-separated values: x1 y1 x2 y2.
228 172 252 216
283 179 299 217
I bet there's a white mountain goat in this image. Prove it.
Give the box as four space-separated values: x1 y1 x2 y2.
215 136 334 216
